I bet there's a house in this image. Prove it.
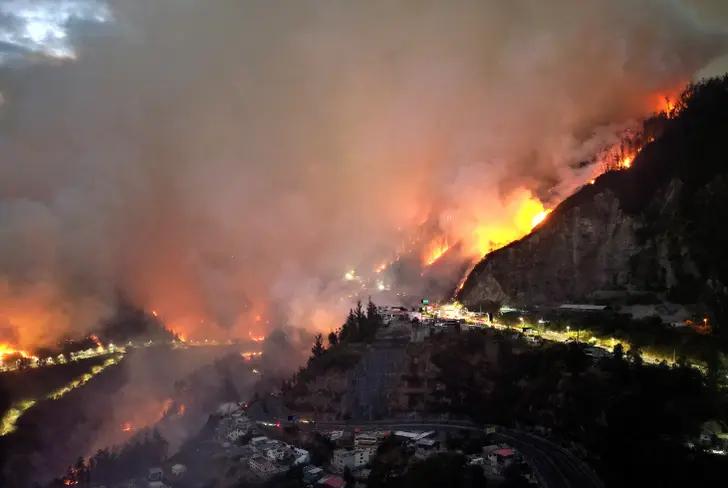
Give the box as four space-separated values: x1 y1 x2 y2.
354 433 380 456
332 448 369 472
250 436 269 447
265 443 292 462
293 447 311 465
485 447 516 475
303 465 324 484
414 438 440 458
147 468 163 482
227 428 248 442
317 474 346 488
467 456 485 466
249 454 282 478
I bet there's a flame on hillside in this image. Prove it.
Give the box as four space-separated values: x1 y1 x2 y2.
249 331 265 342
471 190 549 256
0 343 33 365
422 238 450 266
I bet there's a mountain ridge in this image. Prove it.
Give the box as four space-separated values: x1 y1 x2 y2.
457 75 728 337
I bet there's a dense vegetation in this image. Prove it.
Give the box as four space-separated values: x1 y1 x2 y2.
427 328 728 487
282 299 385 395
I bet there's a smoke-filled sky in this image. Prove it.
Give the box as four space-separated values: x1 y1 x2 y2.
0 0 727 348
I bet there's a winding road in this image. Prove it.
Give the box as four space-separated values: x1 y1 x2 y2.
260 416 604 488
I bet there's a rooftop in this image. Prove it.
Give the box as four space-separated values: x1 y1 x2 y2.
493 448 515 457
318 474 346 488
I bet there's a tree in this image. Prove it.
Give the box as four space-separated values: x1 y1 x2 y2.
340 309 358 342
627 344 643 366
363 298 384 340
311 333 325 359
613 343 624 362
328 331 339 347
354 300 365 328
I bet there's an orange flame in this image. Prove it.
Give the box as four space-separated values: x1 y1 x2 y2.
471 191 548 256
249 331 265 342
0 343 33 365
618 154 634 169
531 209 551 228
241 351 263 360
422 238 450 266
121 421 133 433
89 334 103 349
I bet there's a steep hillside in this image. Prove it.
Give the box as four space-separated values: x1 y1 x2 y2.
458 76 728 336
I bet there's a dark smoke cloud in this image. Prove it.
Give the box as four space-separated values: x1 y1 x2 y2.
0 0 726 347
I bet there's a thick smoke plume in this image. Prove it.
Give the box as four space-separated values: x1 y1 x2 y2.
0 0 726 348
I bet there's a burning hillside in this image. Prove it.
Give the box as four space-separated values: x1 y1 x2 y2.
0 1 726 353
457 76 728 332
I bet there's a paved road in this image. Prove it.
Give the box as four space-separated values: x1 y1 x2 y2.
284 419 603 488
495 428 604 488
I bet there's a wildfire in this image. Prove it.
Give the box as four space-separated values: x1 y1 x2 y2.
241 350 263 360
472 190 548 256
618 153 634 169
121 421 134 433
0 343 33 363
249 331 265 342
89 334 103 349
170 329 186 342
531 209 551 228
422 238 450 266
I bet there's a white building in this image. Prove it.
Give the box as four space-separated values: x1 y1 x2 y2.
249 454 281 477
354 433 380 457
250 436 269 447
265 444 292 462
332 448 370 472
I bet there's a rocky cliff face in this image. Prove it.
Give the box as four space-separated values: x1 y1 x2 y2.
457 76 728 331
458 178 692 307
459 186 640 306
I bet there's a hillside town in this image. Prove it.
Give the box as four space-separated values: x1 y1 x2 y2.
119 399 539 488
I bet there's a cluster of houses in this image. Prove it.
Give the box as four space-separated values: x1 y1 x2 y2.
318 428 538 486
212 403 314 481
468 444 538 483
